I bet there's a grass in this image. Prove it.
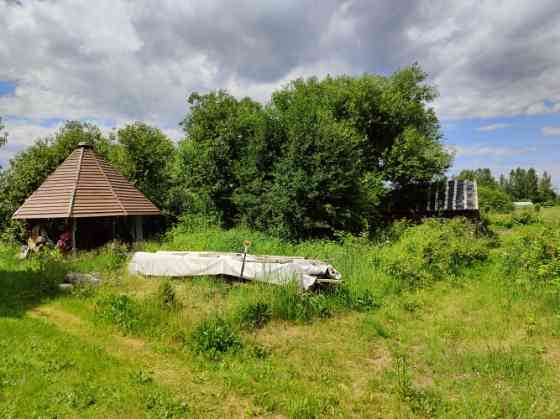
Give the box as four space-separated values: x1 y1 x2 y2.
2 208 560 417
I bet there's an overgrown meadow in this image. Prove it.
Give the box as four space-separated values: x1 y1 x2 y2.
2 208 560 418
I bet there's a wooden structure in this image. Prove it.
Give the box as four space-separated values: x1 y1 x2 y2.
12 143 160 251
384 180 480 221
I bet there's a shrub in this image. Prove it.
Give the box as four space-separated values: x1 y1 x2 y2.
377 218 490 288
270 283 332 322
190 317 242 358
236 301 272 330
94 294 141 334
501 227 560 284
493 210 543 229
477 185 513 213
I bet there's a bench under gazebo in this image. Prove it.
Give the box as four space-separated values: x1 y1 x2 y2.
12 142 161 251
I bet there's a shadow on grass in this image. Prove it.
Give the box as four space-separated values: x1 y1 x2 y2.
0 262 67 318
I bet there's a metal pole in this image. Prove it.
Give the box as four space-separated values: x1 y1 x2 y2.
239 240 251 280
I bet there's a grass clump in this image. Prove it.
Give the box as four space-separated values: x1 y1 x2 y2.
190 317 242 358
377 218 490 288
492 209 543 229
270 283 332 321
94 294 141 335
236 301 272 330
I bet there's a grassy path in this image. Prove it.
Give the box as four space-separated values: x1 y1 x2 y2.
29 304 264 418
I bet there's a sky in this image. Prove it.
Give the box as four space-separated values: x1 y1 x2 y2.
1 0 559 185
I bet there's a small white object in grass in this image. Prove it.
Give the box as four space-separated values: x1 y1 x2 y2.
58 283 73 291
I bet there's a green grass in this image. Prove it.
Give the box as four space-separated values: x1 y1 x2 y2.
2 209 560 417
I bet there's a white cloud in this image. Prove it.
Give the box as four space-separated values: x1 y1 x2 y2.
542 126 560 136
1 0 560 161
477 123 512 132
449 144 536 158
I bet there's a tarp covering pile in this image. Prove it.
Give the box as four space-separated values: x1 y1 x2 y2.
128 251 342 289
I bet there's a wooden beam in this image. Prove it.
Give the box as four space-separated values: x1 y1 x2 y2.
72 218 77 254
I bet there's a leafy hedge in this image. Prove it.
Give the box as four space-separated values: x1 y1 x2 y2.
501 226 560 284
376 218 491 288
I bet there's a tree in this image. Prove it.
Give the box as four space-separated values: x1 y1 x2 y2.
181 65 451 239
526 168 539 201
0 117 7 148
0 117 7 169
108 122 175 211
179 91 267 226
537 171 556 203
457 168 497 188
477 184 513 212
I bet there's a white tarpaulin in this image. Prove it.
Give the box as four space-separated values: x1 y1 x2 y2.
128 251 342 289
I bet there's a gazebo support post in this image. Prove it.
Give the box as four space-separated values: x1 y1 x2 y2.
134 215 143 242
72 218 77 254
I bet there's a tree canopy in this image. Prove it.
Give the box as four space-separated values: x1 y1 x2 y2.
180 65 452 238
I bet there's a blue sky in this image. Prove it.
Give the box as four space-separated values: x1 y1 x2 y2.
443 113 560 182
1 0 559 186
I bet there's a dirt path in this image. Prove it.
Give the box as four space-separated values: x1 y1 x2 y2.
30 305 272 418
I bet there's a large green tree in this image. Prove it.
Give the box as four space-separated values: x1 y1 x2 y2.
181 65 451 238
178 91 267 226
107 122 175 211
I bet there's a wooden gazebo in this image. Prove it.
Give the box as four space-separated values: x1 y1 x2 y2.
12 143 160 251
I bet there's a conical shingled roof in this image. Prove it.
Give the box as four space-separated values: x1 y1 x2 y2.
13 143 161 219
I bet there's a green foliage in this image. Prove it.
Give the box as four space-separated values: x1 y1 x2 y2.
501 226 560 284
190 317 242 358
377 218 490 288
271 283 332 321
478 184 513 213
108 122 175 211
180 65 450 239
0 116 7 156
236 301 272 330
493 210 543 229
457 168 497 187
94 294 141 334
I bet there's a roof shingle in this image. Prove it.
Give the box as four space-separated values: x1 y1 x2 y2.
13 144 161 219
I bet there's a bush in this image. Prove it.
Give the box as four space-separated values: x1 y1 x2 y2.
493 210 543 229
190 317 242 358
94 294 141 334
478 185 513 213
236 301 272 330
377 218 490 288
501 227 560 284
271 283 332 321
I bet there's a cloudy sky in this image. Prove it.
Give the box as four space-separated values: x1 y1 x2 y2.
1 0 559 183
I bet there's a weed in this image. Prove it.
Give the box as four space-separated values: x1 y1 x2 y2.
237 301 272 330
361 315 391 339
190 317 242 358
130 369 154 385
271 283 332 322
144 391 189 418
94 294 141 334
393 355 446 416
